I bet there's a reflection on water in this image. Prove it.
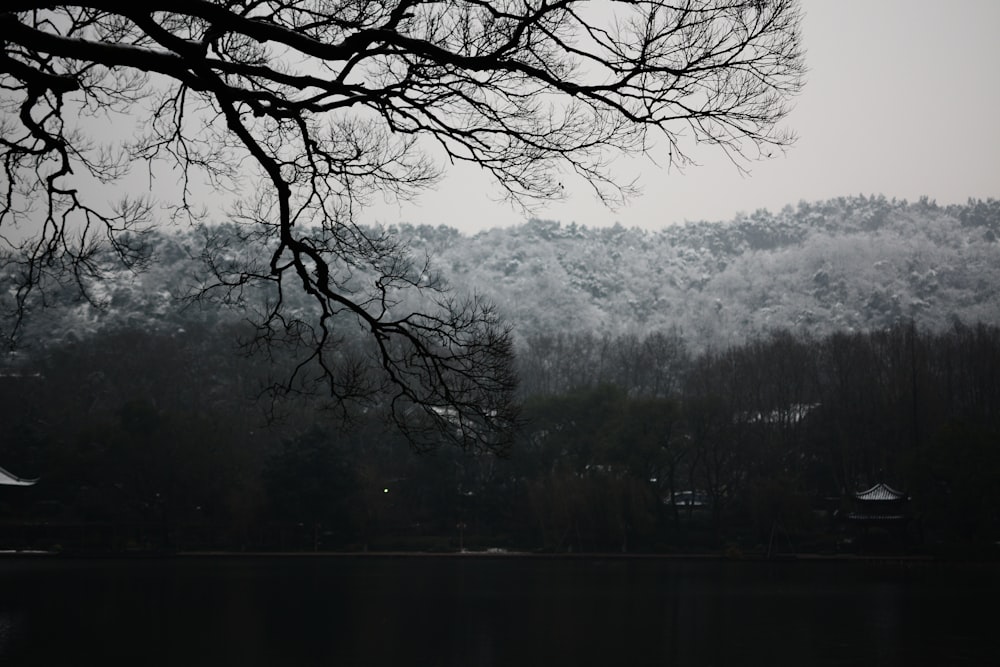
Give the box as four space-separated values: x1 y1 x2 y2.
0 556 996 666
0 611 24 656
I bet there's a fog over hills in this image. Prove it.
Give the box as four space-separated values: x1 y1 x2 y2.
6 195 999 354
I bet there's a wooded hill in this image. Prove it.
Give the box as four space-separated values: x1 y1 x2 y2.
402 195 1000 350
5 195 998 357
2 195 999 554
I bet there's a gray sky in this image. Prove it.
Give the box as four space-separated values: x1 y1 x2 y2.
363 0 1000 234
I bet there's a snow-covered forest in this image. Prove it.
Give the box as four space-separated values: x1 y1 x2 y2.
409 195 1000 349
8 195 996 354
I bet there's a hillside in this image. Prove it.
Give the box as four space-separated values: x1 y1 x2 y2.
398 195 1000 349
3 196 999 555
5 195 999 354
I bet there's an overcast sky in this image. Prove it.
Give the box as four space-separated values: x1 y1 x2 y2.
362 0 1000 234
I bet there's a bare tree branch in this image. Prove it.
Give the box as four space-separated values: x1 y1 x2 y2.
0 0 803 451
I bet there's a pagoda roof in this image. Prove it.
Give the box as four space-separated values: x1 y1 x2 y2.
854 482 906 501
846 512 908 521
0 465 37 487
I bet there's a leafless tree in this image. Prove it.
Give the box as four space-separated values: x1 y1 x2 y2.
0 0 803 450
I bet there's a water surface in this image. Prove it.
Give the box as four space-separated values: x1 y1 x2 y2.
0 556 995 666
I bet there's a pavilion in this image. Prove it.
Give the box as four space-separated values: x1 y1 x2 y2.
0 465 37 487
846 482 910 522
841 482 913 551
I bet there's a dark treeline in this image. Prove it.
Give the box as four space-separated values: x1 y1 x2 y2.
516 323 999 554
1 321 998 556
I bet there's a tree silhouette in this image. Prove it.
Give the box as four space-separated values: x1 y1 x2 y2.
1 0 803 449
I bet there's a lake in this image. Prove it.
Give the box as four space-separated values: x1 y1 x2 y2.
0 555 996 666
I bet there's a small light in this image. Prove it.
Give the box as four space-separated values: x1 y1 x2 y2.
383 488 389 494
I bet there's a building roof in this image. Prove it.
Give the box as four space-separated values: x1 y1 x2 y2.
846 512 908 521
0 465 37 486
854 482 906 502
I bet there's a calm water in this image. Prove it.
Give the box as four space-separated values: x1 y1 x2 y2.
0 555 996 666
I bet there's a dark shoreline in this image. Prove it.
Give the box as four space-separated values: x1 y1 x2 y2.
0 548 956 563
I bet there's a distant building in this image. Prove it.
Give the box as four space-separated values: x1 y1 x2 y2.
666 490 711 508
839 482 913 551
846 483 909 522
0 465 37 487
